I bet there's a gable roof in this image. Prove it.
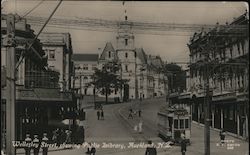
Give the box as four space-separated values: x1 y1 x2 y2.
72 53 99 62
135 48 147 64
99 42 117 61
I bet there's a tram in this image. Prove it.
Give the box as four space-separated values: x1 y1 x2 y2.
157 106 191 144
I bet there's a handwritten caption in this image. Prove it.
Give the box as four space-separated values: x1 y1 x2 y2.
12 141 173 149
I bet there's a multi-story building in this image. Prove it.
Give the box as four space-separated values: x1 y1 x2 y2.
72 53 99 95
1 14 76 143
98 18 168 101
184 12 249 139
39 32 74 91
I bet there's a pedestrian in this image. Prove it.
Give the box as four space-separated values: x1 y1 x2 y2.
65 130 72 144
219 129 226 145
138 109 142 117
101 109 104 120
145 140 157 155
97 110 100 120
57 128 64 146
52 128 59 143
86 143 96 155
85 143 91 154
181 136 187 155
128 108 133 119
90 145 96 155
41 133 49 155
24 134 32 155
33 135 40 155
138 120 143 134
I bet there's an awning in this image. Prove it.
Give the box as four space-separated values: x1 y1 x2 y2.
178 92 192 99
212 91 236 102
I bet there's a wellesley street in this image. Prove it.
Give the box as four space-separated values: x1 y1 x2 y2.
1 1 249 155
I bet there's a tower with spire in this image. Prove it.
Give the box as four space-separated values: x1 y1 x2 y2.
116 1 138 100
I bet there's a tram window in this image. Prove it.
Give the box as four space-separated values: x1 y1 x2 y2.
185 119 189 129
180 119 184 129
174 120 178 129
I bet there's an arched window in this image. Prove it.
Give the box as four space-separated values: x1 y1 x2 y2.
125 39 128 46
125 52 128 58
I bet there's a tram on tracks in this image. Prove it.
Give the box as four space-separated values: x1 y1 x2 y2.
157 106 191 144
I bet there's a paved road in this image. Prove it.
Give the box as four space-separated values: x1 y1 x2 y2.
48 98 249 155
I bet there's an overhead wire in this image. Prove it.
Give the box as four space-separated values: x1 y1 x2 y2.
21 0 45 18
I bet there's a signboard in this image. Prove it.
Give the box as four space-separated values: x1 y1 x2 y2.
174 109 188 116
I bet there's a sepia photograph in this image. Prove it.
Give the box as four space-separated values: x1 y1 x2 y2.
1 1 249 155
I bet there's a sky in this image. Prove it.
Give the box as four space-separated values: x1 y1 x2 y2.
2 1 248 67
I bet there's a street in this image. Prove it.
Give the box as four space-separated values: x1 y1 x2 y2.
48 98 248 155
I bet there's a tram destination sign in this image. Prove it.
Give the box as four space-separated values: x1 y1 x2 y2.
174 109 188 116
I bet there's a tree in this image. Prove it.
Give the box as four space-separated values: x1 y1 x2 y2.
164 63 186 93
91 61 128 104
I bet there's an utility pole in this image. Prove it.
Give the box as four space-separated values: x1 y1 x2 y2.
204 39 211 155
4 14 16 155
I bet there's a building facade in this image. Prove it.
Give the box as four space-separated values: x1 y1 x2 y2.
72 18 168 102
1 15 76 143
72 54 99 96
39 33 74 91
184 12 249 139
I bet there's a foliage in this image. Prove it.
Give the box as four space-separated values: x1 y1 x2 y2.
90 61 128 104
163 63 186 92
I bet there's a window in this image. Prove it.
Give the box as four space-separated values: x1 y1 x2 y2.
185 119 189 129
134 52 137 58
49 50 55 59
180 119 184 129
125 52 128 58
92 64 97 70
125 65 128 72
83 64 88 70
84 88 87 95
108 51 111 58
125 39 128 46
174 120 178 129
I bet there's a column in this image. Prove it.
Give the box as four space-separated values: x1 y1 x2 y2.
198 104 200 124
212 108 215 128
220 108 223 129
237 107 240 137
245 106 248 139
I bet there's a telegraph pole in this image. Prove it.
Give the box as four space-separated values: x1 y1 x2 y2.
4 14 16 155
204 61 210 155
204 39 211 155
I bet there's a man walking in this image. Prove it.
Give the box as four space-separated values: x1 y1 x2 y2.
128 108 133 119
181 136 187 155
101 109 104 120
219 129 226 145
145 140 157 155
97 110 100 120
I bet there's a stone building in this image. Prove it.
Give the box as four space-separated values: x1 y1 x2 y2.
1 14 76 142
98 18 168 101
39 32 74 91
181 12 249 139
72 53 99 95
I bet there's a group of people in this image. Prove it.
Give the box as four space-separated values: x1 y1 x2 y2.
96 109 104 120
128 108 142 119
24 133 49 155
52 128 72 145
